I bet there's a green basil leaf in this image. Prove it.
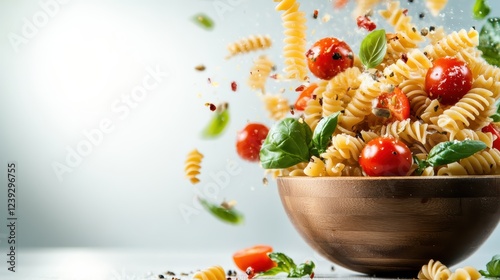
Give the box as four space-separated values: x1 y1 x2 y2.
192 13 214 30
259 118 312 169
478 17 500 67
254 252 316 278
359 29 387 69
490 99 500 122
486 254 500 277
473 0 491 20
290 260 315 278
312 112 340 155
427 140 487 167
201 104 230 138
198 197 244 225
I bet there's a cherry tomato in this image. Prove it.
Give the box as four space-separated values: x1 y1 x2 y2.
236 123 269 162
359 136 413 176
372 87 410 122
306 37 354 80
294 83 318 111
425 57 473 105
482 123 500 150
233 245 276 273
356 15 377 31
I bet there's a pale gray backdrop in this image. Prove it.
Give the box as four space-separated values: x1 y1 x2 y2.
0 0 498 264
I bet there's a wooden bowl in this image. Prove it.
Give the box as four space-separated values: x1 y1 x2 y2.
277 176 500 277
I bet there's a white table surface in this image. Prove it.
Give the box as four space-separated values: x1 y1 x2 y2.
0 247 497 280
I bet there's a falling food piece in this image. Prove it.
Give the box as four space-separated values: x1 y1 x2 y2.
192 13 214 30
195 64 206 71
201 102 230 138
184 149 204 184
198 197 244 225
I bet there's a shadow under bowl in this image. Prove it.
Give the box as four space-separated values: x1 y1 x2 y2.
277 176 500 277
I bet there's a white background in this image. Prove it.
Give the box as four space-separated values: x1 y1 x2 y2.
0 0 498 277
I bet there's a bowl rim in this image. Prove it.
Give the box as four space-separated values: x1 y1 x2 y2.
276 175 500 181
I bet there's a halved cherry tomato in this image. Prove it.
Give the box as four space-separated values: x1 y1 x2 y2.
294 83 318 111
359 136 413 176
425 57 473 105
233 245 276 273
482 123 500 150
306 37 354 80
236 123 269 162
372 87 410 122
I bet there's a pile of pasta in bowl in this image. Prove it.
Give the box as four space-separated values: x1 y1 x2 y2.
255 0 500 178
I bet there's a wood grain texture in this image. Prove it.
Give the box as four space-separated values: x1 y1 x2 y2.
277 176 500 277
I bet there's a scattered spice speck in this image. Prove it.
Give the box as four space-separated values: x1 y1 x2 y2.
313 9 319 19
231 81 238 92
205 102 217 111
195 64 206 71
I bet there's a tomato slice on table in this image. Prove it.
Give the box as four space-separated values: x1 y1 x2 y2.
306 37 354 80
233 245 276 273
359 136 413 176
425 57 473 105
372 86 410 122
482 123 500 150
294 83 318 111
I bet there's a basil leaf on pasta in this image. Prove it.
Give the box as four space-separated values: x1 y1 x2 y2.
478 17 500 67
259 118 312 169
359 29 387 69
427 140 487 167
311 112 340 155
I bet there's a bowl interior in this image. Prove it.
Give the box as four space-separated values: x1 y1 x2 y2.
277 176 500 276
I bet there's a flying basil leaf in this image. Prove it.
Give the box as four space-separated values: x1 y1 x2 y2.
480 254 500 278
427 140 487 167
254 252 315 278
312 112 340 155
198 197 244 225
192 13 214 30
259 118 312 169
473 0 491 20
478 17 500 67
201 104 230 138
490 99 500 122
359 29 387 69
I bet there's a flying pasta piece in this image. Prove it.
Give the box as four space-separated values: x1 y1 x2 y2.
426 0 448 17
273 0 308 81
248 55 275 93
192 265 226 280
261 93 290 121
226 34 272 59
184 148 204 184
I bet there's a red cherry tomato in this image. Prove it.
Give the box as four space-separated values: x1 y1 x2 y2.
359 136 413 176
425 57 473 105
294 83 318 111
373 87 410 122
236 123 269 162
356 15 377 31
233 245 276 273
306 37 354 80
482 123 500 150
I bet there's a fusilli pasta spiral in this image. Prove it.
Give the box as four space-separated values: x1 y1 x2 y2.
185 149 204 184
192 265 226 280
